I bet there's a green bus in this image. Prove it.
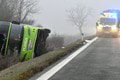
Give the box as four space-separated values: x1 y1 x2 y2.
0 21 50 61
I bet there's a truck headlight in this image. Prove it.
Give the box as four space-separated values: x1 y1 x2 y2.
111 27 117 32
97 26 102 31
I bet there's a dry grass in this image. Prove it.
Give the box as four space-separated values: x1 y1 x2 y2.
0 54 20 71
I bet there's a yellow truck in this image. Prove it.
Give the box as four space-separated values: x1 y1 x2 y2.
96 9 120 37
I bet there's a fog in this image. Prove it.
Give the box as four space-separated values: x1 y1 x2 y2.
33 0 120 36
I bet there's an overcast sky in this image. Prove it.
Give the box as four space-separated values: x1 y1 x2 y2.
33 0 120 35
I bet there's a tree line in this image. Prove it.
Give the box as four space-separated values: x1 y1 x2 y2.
0 0 38 25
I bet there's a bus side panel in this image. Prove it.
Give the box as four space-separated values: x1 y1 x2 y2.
7 24 23 55
20 25 38 61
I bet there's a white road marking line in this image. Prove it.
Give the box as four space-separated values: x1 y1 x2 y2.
36 37 98 80
85 40 92 43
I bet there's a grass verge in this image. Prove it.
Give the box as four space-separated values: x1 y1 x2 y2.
0 35 95 80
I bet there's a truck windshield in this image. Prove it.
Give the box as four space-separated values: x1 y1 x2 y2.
100 18 116 25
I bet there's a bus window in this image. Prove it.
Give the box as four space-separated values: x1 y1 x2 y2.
0 34 5 55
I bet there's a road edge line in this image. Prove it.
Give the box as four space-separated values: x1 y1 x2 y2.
36 37 98 80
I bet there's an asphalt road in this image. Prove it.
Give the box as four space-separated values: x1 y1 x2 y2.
49 38 120 80
31 38 120 80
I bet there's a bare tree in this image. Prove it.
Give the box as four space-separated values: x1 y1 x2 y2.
0 0 15 21
67 5 92 40
11 0 38 23
0 0 39 24
22 19 35 25
46 34 64 51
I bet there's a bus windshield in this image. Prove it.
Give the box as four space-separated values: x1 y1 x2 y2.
100 18 116 25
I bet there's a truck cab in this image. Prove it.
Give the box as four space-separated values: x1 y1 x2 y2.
96 9 120 37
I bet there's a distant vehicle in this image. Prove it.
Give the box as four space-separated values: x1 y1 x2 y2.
0 21 50 61
96 9 120 37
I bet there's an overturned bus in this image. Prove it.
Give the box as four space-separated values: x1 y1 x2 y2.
0 21 50 61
